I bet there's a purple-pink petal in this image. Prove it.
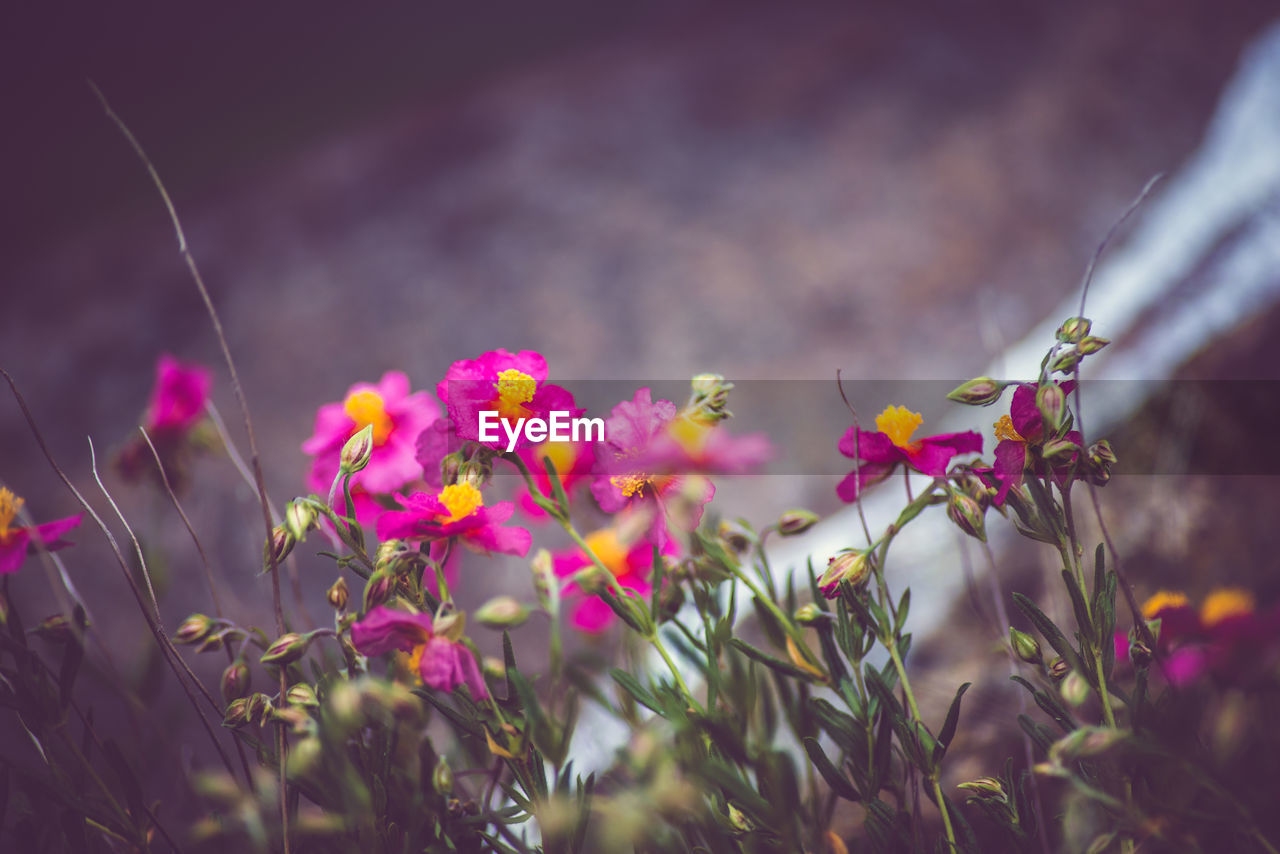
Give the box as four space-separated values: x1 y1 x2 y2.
148 355 212 434
602 389 677 461
350 606 434 656
835 460 895 503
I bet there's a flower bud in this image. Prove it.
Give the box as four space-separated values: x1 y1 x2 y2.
1077 335 1109 355
326 577 349 611
793 603 830 626
1036 383 1068 433
1128 637 1152 667
33 614 76 644
285 682 320 708
363 570 396 612
777 508 820 537
1049 348 1082 374
726 802 755 834
222 697 251 728
246 692 275 725
718 519 754 553
433 755 454 796
264 525 295 570
1055 316 1092 343
286 736 323 780
1049 726 1126 764
1010 627 1042 665
818 550 871 599
439 451 464 486
947 492 987 542
197 631 229 654
433 610 466 643
959 776 1007 801
474 596 530 629
1086 439 1117 486
688 374 733 423
260 632 310 667
1060 670 1090 707
175 613 214 645
529 548 556 612
1047 656 1070 679
340 424 375 474
947 376 1007 407
657 582 685 623
374 539 412 575
1042 437 1081 460
285 500 316 541
221 659 251 703
460 459 492 490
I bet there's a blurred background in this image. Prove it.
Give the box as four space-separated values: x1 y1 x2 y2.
4 0 1280 825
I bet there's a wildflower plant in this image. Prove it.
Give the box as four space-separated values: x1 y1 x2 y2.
4 105 1279 854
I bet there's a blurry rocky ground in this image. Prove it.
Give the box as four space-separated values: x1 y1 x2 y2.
3 0 1280 833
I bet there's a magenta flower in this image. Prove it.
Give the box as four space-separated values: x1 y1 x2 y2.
516 438 596 520
350 606 488 699
302 372 442 521
146 354 213 436
0 488 83 575
437 349 578 451
633 413 772 476
837 405 982 502
376 483 531 557
553 525 677 633
990 381 1080 505
590 389 715 547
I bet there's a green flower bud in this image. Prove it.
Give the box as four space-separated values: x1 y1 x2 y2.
794 603 831 626
777 508 820 536
340 424 375 474
1055 316 1092 343
1049 726 1126 764
947 492 987 542
433 610 466 643
260 632 310 667
657 581 685 624
33 614 76 644
221 659 251 703
718 519 754 554
818 550 871 599
175 613 214 645
285 499 317 541
246 692 274 726
286 736 323 780
439 451 464 486
1009 627 1042 665
1086 439 1117 486
1046 656 1070 679
222 697 251 728
727 802 755 833
362 570 397 612
433 756 454 796
1042 437 1081 460
1077 335 1109 355
374 539 412 575
285 682 319 708
947 376 1007 407
1036 383 1068 433
474 595 530 629
264 525 296 570
957 776 1007 801
326 576 349 611
1059 670 1090 707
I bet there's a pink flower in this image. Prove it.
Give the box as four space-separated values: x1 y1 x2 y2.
436 349 577 451
302 372 442 521
0 488 83 575
517 438 596 519
553 525 677 633
634 414 772 476
350 606 488 699
146 354 212 436
837 405 982 502
990 381 1081 505
376 483 531 557
590 389 715 547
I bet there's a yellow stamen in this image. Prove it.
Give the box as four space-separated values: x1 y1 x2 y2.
1201 587 1255 627
0 488 24 541
396 643 427 684
438 483 484 522
875 405 924 450
610 473 650 498
583 528 630 577
497 369 536 405
535 440 577 479
1141 590 1189 620
993 414 1024 444
343 390 394 445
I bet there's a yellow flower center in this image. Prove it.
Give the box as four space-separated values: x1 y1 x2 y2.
993 414 1024 444
495 369 537 420
396 643 427 684
0 488 24 542
438 483 484 522
610 473 650 498
1201 587 1256 627
343 390 394 445
1141 590 1189 620
875 405 924 450
668 416 710 455
535 440 577 478
584 528 630 577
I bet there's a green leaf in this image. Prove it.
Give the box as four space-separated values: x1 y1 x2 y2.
609 668 663 716
1010 675 1076 733
1061 569 1095 654
1017 713 1055 755
1012 592 1086 677
933 682 971 764
894 588 911 636
802 737 860 801
807 697 860 754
